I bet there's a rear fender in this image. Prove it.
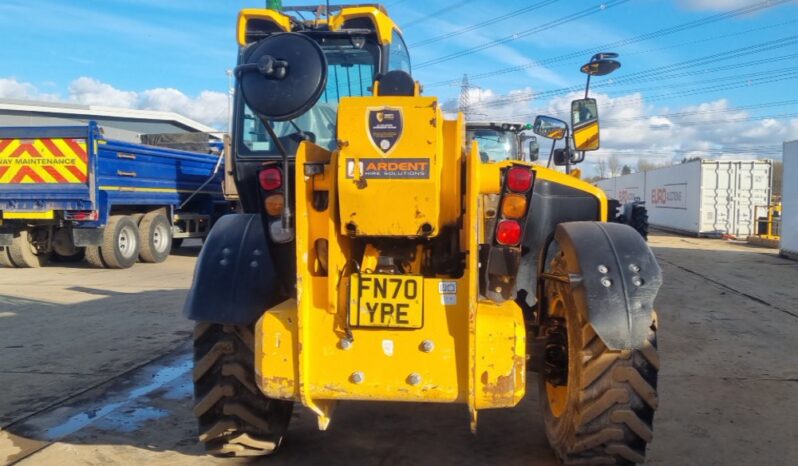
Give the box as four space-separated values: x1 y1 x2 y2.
183 213 280 325
542 221 661 350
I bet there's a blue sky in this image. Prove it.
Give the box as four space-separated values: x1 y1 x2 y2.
1 0 796 171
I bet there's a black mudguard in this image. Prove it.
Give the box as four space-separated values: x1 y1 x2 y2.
545 221 662 350
183 214 280 325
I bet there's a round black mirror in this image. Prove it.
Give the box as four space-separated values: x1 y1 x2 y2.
236 33 328 121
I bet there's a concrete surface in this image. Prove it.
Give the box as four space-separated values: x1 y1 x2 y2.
1 233 797 465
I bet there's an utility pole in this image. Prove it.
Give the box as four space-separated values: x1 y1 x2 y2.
458 74 472 121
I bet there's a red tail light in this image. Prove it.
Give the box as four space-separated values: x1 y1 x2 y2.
64 210 98 221
507 167 533 193
259 167 282 191
496 220 522 246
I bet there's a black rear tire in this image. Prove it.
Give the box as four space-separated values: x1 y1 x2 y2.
100 215 140 269
540 251 659 465
629 205 649 241
193 322 293 457
138 212 172 263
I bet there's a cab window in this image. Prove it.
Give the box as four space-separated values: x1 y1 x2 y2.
388 29 411 73
467 129 519 163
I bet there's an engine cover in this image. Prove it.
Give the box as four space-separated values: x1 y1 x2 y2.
336 96 443 237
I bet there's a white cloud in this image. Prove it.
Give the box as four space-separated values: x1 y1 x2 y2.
1 76 227 128
69 77 138 108
0 78 38 100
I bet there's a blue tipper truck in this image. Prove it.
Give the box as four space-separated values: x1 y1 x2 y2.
0 121 228 268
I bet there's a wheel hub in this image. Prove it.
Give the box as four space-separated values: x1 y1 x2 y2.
542 318 568 387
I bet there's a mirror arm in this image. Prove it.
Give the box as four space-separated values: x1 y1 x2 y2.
546 139 557 168
258 115 294 231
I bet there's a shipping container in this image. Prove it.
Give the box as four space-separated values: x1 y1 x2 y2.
781 140 798 260
596 160 772 237
643 160 771 237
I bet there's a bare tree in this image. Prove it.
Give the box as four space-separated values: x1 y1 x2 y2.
595 157 608 179
637 158 659 173
608 155 622 177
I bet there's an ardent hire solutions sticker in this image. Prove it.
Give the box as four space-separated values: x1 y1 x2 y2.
346 159 430 179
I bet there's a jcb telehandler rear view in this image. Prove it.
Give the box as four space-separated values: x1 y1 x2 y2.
185 5 661 464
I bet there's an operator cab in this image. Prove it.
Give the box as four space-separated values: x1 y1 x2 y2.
465 122 536 163
232 5 411 212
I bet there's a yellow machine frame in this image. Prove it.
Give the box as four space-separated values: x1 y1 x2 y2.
251 91 607 431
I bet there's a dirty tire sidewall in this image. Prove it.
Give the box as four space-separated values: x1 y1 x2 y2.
100 216 140 269
138 212 172 263
0 247 16 268
84 246 106 268
540 250 659 465
9 229 47 268
193 322 293 457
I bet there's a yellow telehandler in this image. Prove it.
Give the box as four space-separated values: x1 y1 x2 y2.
185 5 661 464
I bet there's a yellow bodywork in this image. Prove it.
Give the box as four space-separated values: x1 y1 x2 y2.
237 6 400 46
246 6 606 433
254 91 536 430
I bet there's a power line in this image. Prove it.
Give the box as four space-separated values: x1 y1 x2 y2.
601 100 798 124
401 0 478 30
409 0 560 48
468 34 798 110
425 0 793 85
415 0 631 69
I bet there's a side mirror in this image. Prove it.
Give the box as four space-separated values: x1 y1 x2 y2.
527 137 539 161
552 148 570 166
236 33 328 121
571 98 600 151
533 115 568 141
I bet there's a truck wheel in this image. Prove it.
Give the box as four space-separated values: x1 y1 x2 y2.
51 228 85 262
539 251 659 465
0 247 16 268
85 246 106 268
9 229 48 268
629 205 649 241
193 322 293 457
100 215 140 269
138 212 172 263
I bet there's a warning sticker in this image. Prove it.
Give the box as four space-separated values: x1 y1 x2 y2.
346 158 430 179
367 107 403 154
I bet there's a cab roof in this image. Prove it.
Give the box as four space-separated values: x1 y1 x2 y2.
237 4 401 47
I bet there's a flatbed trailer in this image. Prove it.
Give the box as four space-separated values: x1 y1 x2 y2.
0 122 228 268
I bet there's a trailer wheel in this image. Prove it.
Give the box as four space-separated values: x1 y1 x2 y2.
540 251 659 465
8 229 48 268
100 215 140 269
193 322 293 457
138 212 172 263
85 246 106 268
0 247 16 268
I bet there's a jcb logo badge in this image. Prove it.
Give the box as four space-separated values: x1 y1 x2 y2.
367 107 403 154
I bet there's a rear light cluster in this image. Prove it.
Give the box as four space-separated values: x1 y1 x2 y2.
64 210 98 221
495 166 534 247
259 167 285 217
